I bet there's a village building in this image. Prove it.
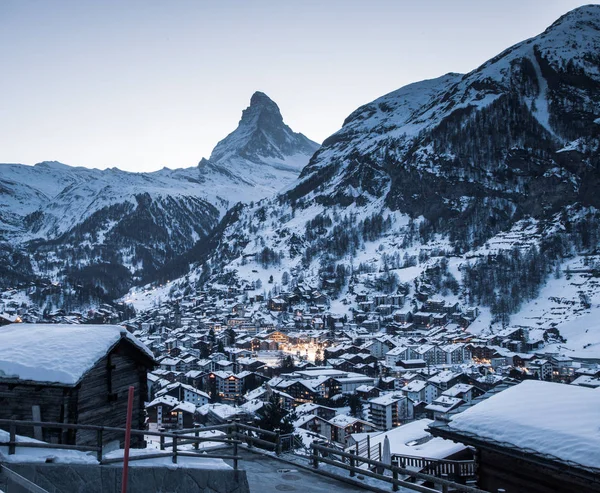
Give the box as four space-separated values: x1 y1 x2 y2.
430 381 600 493
0 324 155 446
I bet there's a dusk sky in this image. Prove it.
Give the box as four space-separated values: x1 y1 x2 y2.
1 0 598 172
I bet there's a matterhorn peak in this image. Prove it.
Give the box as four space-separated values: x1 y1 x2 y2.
249 91 279 110
208 91 319 166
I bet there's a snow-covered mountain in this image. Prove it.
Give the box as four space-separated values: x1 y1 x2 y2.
148 5 600 356
0 92 318 296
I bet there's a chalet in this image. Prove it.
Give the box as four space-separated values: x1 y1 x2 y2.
401 379 439 404
196 403 250 426
295 414 332 438
268 298 288 312
244 385 295 410
328 414 376 446
294 402 337 420
159 356 184 372
385 346 410 366
393 309 412 323
428 370 465 392
430 381 600 493
146 395 180 429
171 401 197 429
184 369 205 389
0 313 21 326
273 379 321 403
0 324 155 446
425 395 464 419
156 382 209 406
355 384 380 400
526 359 553 380
441 383 474 403
412 311 434 327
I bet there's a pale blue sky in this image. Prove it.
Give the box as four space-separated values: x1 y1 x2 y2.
1 0 597 172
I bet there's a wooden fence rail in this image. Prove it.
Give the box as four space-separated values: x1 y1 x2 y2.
0 418 281 470
311 441 489 493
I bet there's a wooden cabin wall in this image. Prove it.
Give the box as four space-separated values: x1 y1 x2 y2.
75 340 149 447
0 382 76 443
478 449 600 493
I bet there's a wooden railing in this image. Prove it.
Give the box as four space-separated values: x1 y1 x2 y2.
0 419 281 471
311 441 489 493
351 435 476 481
392 454 476 481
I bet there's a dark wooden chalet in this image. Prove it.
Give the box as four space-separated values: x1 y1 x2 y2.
430 381 600 493
0 324 155 447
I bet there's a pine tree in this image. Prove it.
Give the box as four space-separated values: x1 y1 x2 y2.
348 393 363 418
257 394 294 434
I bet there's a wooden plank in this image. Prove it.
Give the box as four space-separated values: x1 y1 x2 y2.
0 441 99 452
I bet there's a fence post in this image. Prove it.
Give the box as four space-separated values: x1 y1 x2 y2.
160 434 165 451
194 427 199 451
96 428 103 462
378 442 382 462
9 423 16 455
392 469 399 492
367 435 371 459
441 473 449 493
247 422 253 449
349 450 355 477
172 435 178 464
275 428 281 456
230 424 238 471
312 444 319 469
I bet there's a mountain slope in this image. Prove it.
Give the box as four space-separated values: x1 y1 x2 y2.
0 93 319 298
155 5 600 354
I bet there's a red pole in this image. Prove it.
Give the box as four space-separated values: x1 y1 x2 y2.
121 386 135 493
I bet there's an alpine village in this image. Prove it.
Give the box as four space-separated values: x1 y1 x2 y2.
1 5 600 493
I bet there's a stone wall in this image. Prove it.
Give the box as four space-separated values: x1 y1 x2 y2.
1 463 250 493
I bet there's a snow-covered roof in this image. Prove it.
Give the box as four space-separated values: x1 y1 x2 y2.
0 324 154 385
447 381 600 470
369 393 402 406
402 380 427 392
442 384 473 397
147 395 180 408
350 419 466 461
172 401 196 414
329 414 361 427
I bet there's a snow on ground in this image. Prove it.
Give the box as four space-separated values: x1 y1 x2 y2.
448 380 600 470
0 429 97 465
507 256 600 357
0 324 153 385
0 428 230 469
122 281 180 312
102 447 230 469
